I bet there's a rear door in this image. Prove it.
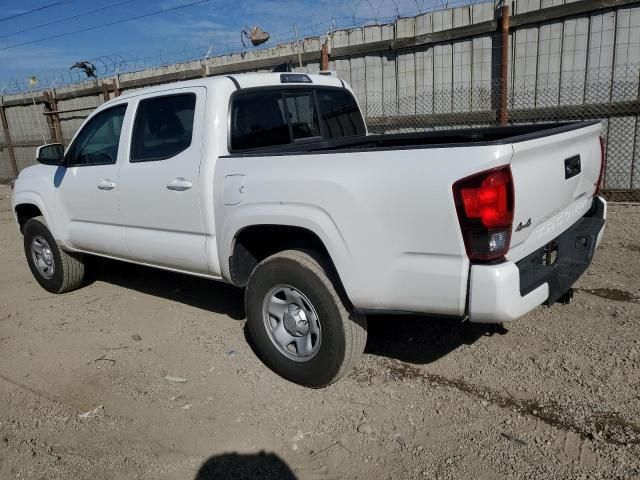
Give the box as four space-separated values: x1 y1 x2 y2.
117 88 208 273
507 122 603 261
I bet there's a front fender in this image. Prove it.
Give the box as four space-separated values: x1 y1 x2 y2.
11 190 60 241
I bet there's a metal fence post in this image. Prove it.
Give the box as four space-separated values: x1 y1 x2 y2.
51 90 63 143
42 91 62 144
113 75 121 97
321 39 329 71
101 81 111 103
498 5 510 125
0 98 19 177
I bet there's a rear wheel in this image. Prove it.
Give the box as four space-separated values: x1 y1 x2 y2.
23 216 85 294
245 249 367 388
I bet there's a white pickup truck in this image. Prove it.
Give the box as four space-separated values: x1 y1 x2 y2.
11 73 606 387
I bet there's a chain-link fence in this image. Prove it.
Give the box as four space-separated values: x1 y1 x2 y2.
363 64 640 201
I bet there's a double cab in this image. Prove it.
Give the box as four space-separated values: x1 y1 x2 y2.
11 73 606 387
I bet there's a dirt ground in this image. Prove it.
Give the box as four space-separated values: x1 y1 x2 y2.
0 183 639 480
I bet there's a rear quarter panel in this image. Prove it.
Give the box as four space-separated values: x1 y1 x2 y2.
215 144 513 316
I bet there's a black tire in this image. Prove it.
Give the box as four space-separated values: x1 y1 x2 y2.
245 249 367 388
23 216 85 294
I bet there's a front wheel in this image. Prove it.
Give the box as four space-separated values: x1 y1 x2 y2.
23 216 85 294
245 250 367 388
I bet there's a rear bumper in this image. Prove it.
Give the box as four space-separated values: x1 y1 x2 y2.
468 196 606 323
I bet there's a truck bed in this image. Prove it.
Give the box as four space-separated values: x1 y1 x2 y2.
225 121 600 156
217 117 603 317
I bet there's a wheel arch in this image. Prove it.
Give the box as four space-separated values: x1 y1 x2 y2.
218 203 355 298
12 192 55 236
229 223 343 284
226 223 355 311
15 203 43 232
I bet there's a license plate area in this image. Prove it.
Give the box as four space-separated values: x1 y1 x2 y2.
516 198 605 304
542 240 559 266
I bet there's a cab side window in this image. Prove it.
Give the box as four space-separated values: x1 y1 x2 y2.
130 94 196 162
67 105 127 166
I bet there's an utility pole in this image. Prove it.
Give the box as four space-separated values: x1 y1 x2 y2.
294 24 303 71
27 77 47 144
320 39 329 71
497 4 510 125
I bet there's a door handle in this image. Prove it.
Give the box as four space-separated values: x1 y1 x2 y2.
166 177 193 191
97 179 116 191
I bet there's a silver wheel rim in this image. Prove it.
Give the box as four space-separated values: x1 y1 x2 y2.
262 284 321 362
30 235 55 279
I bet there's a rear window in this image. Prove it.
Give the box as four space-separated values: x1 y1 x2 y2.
284 92 321 140
317 89 365 139
231 91 291 150
230 87 365 151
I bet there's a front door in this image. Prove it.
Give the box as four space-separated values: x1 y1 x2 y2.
117 88 208 274
54 103 129 257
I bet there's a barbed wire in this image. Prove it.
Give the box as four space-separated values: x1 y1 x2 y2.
0 0 487 95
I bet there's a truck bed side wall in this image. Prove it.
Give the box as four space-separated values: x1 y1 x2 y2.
214 144 513 316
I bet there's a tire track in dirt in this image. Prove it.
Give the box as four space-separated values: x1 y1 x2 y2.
370 359 640 447
0 372 81 412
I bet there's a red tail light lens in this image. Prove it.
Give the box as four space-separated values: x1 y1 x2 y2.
595 136 605 194
453 166 514 261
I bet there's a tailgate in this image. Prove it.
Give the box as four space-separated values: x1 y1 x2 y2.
507 122 603 262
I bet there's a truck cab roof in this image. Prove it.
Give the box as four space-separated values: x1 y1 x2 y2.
109 72 345 105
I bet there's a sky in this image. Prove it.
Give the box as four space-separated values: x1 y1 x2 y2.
0 0 456 92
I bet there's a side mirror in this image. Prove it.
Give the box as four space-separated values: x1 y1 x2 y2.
36 143 65 166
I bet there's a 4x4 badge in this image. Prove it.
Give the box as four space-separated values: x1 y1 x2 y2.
516 218 532 232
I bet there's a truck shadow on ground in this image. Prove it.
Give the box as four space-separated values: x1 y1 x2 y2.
364 315 508 364
88 257 246 320
89 257 507 365
194 451 297 480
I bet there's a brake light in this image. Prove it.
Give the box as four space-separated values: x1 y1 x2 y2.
453 166 514 261
595 136 605 194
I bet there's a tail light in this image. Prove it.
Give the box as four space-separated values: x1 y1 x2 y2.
595 136 605 194
453 166 514 262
